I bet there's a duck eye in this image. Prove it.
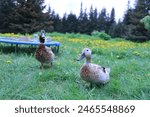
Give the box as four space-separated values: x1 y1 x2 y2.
86 50 89 51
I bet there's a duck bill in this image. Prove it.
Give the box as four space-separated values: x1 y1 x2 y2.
77 53 85 61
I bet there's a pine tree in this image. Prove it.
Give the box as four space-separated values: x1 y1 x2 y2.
88 5 98 33
82 9 90 34
78 3 90 34
53 14 62 32
61 13 68 33
97 8 110 34
79 8 90 34
2 0 53 34
110 8 116 25
78 2 83 21
97 8 107 31
123 0 150 42
108 8 116 37
66 13 78 33
93 8 98 30
0 0 16 32
78 2 83 33
112 19 126 37
42 10 54 32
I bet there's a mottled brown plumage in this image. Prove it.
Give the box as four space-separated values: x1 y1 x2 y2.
77 48 110 87
35 43 55 68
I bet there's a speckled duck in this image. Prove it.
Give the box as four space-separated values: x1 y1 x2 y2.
77 48 110 87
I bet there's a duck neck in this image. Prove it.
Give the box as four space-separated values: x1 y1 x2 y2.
86 57 91 63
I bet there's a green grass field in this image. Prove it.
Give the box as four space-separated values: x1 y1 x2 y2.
0 32 150 100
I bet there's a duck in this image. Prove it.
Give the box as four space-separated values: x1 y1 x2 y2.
77 48 110 87
35 44 55 69
35 30 55 69
39 30 46 43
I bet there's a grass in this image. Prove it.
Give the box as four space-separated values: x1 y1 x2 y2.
0 32 150 100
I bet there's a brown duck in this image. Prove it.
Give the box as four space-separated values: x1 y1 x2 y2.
35 44 55 69
77 48 110 87
35 30 55 68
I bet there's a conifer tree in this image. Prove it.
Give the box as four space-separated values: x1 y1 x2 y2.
0 0 53 34
108 8 116 37
123 0 150 42
97 8 107 31
66 13 78 33
0 0 16 32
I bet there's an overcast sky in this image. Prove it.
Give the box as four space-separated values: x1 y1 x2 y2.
44 0 135 21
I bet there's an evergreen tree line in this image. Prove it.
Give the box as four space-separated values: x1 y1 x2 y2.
0 0 149 42
48 3 117 36
0 0 53 34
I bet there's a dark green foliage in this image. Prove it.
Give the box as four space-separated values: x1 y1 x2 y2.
123 0 150 42
127 35 148 42
88 6 98 34
141 15 150 31
0 0 16 33
0 0 53 34
91 31 111 40
97 8 107 31
108 8 116 37
78 4 90 34
48 8 61 32
61 13 68 33
66 13 78 33
0 0 150 42
110 19 126 38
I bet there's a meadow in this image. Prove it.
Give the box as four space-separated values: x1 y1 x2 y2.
0 32 150 100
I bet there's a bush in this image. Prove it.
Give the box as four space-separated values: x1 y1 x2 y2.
127 35 148 42
140 16 150 31
91 31 111 40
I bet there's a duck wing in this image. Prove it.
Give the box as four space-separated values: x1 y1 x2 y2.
45 46 55 61
35 46 51 63
80 63 102 82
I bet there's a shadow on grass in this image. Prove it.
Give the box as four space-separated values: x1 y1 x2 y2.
0 44 60 55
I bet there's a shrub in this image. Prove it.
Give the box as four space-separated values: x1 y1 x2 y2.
91 31 111 40
140 16 150 31
127 35 148 42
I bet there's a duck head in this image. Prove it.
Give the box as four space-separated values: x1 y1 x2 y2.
39 30 46 43
77 48 92 63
